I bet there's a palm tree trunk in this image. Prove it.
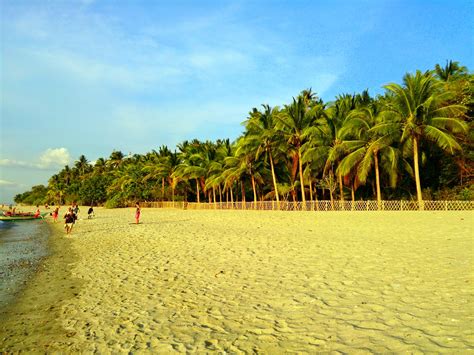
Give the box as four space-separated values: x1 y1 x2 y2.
309 180 313 210
413 137 423 210
241 181 246 209
195 179 200 203
338 172 344 210
172 185 175 203
298 149 306 209
230 184 234 204
251 174 257 209
314 182 319 211
269 151 280 209
374 151 382 210
338 173 344 202
161 178 165 201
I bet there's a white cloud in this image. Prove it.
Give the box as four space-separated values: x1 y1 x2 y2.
38 148 71 168
0 148 71 170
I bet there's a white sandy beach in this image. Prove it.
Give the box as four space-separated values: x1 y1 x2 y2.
1 208 473 352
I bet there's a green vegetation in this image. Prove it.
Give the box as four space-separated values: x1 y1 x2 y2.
15 61 473 206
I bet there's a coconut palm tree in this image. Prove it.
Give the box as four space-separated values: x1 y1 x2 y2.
276 92 321 206
383 70 468 207
108 150 125 170
174 140 215 203
73 155 91 180
337 98 400 206
234 136 266 207
434 60 468 82
205 139 233 204
321 93 368 202
243 105 286 208
92 157 107 176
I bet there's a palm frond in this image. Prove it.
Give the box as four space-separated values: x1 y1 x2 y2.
431 117 468 134
337 147 366 176
423 126 462 154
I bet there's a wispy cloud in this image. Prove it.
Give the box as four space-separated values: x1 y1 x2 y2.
0 179 20 187
2 1 346 158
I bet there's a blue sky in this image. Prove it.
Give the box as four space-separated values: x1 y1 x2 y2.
1 0 473 203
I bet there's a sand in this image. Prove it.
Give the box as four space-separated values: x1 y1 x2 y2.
1 208 473 352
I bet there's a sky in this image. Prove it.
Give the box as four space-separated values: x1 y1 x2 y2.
0 0 473 203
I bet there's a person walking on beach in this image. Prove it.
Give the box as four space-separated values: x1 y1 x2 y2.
64 207 76 234
52 207 59 223
135 202 141 224
73 203 80 221
87 206 94 219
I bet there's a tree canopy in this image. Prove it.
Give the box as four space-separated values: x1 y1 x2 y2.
15 61 473 206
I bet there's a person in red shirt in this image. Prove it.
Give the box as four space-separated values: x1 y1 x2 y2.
135 202 141 224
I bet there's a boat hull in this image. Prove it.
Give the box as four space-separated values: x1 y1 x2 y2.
0 212 49 222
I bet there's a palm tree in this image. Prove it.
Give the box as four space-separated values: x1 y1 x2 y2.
383 70 468 207
47 174 66 205
321 93 367 203
243 105 285 208
108 150 125 170
174 140 213 203
337 98 400 206
92 157 107 176
74 155 91 179
276 92 321 206
108 163 146 203
205 139 233 204
142 152 164 201
434 60 468 82
234 136 266 207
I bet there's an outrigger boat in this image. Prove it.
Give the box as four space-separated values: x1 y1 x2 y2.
0 212 49 221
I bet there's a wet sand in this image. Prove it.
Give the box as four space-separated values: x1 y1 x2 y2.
1 208 473 352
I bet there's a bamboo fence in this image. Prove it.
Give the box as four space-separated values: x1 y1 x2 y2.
139 200 474 211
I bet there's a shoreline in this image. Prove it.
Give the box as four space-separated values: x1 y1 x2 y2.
0 220 83 351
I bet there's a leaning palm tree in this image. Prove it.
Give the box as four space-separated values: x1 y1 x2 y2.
383 70 468 207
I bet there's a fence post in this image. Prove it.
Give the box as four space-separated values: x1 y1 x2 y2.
445 200 448 211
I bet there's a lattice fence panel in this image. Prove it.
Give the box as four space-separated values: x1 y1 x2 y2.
147 200 474 211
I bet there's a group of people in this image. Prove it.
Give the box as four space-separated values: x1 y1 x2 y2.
52 203 95 234
62 203 82 234
42 201 140 235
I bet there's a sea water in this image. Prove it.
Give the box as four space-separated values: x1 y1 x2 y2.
0 220 49 312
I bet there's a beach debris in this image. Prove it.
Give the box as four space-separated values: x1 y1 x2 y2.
214 270 225 278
